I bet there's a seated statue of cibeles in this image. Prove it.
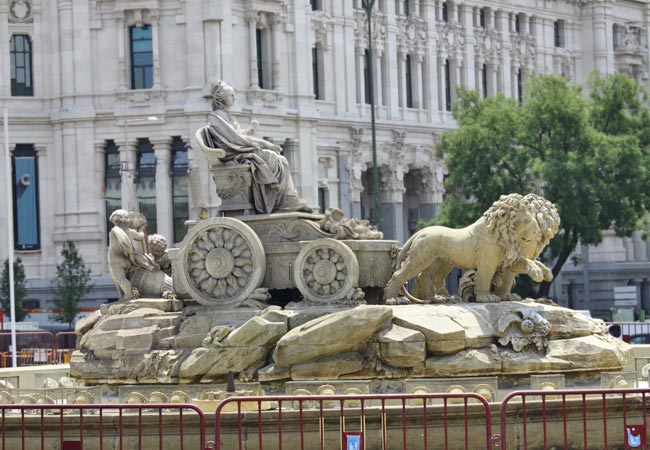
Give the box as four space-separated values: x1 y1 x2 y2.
108 209 172 301
198 80 311 214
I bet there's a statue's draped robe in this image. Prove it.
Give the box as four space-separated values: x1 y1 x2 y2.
202 109 310 214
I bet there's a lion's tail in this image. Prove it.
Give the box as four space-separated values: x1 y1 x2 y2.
392 232 427 304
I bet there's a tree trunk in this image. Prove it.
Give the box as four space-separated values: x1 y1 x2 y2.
536 228 577 299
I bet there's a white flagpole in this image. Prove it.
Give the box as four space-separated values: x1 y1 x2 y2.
4 108 17 368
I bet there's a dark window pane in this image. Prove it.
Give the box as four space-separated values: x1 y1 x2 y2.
12 145 40 250
10 35 33 96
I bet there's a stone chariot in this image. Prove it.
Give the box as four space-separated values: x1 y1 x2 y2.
171 130 397 308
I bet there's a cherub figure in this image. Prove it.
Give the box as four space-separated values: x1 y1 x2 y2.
148 234 172 277
108 209 158 300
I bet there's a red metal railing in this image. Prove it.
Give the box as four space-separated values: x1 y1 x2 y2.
213 392 493 450
499 388 650 450
0 331 56 366
0 403 206 450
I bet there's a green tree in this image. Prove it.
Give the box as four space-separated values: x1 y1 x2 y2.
51 241 92 329
0 258 28 322
435 73 650 298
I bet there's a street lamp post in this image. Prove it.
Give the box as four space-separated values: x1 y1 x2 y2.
121 116 159 211
363 0 380 230
3 108 17 368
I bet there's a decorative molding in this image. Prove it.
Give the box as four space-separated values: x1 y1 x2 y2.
396 16 427 55
354 9 387 51
437 21 465 61
311 11 334 50
474 27 501 65
510 33 536 69
9 0 32 23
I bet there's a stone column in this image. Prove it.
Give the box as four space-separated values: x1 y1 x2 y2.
271 15 282 90
150 10 161 88
379 167 406 242
247 13 259 88
460 4 475 89
152 138 173 241
437 56 446 111
116 11 128 89
414 54 423 109
449 59 460 104
355 46 365 104
497 10 512 97
591 3 614 74
487 63 498 96
120 138 138 211
204 20 222 82
58 0 75 107
375 50 384 107
0 3 9 95
398 51 407 108
337 154 352 218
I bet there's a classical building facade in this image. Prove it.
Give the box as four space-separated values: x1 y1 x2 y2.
0 0 648 319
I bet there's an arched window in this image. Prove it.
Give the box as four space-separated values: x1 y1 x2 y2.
10 35 33 96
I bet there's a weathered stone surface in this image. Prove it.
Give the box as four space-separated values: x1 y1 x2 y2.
173 308 262 349
179 316 286 379
545 335 633 370
116 325 158 354
273 305 393 366
377 324 426 368
424 348 502 376
258 364 291 382
76 310 101 335
391 306 466 355
541 308 602 339
290 352 366 380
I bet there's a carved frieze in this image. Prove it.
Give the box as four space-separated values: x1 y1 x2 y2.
396 16 427 56
354 9 387 51
474 27 501 65
437 21 465 61
312 11 334 50
613 23 646 81
510 33 536 69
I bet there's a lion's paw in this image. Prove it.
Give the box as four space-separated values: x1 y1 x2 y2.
500 293 521 302
476 293 501 303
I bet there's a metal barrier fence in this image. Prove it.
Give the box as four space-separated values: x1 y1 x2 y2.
607 322 650 343
0 403 206 450
213 392 494 450
499 388 650 450
0 331 56 366
0 331 79 367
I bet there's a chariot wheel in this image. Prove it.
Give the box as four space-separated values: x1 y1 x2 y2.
177 217 265 306
293 238 359 303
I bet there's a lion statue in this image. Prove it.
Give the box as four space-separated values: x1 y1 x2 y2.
383 193 560 303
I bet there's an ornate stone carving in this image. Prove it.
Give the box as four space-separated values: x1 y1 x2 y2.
354 9 387 51
474 27 501 65
553 48 575 81
437 21 465 61
320 208 383 240
613 23 647 81
510 33 536 69
293 239 361 304
497 308 551 352
384 193 560 304
396 16 427 55
312 11 334 50
215 171 251 201
9 0 32 23
176 217 266 306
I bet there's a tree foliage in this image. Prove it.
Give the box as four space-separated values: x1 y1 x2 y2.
434 73 650 298
51 241 92 329
0 258 28 322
